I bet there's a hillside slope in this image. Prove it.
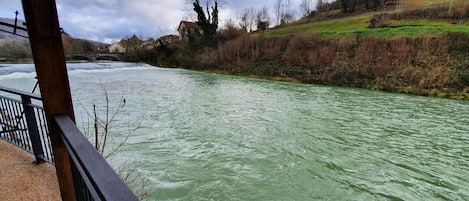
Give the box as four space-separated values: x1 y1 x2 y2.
265 0 469 38
0 18 28 38
121 0 469 100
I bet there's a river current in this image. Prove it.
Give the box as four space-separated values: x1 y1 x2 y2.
0 62 468 200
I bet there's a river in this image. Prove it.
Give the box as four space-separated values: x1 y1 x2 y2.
0 62 468 200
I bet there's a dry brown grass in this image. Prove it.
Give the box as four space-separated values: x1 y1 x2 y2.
179 28 467 99
392 0 469 21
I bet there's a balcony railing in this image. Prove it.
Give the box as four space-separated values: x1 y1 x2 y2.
0 86 138 201
0 86 53 163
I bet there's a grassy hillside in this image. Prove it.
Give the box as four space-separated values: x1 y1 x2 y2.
221 0 469 100
264 0 469 38
145 0 469 100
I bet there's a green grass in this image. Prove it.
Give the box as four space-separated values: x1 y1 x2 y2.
260 0 469 39
263 12 469 39
389 19 452 27
345 26 469 38
264 15 371 38
425 0 454 5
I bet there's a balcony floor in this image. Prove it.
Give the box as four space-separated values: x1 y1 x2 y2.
0 140 61 201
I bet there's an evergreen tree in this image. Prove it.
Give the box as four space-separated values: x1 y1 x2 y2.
193 0 219 48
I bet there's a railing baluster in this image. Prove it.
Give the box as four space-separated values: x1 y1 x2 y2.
14 101 24 146
0 98 7 137
16 101 30 149
36 108 53 163
7 100 18 143
22 95 45 164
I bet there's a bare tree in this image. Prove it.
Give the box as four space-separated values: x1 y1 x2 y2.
240 7 256 32
314 0 324 20
280 0 295 24
256 6 271 31
184 0 227 16
224 18 237 30
80 85 144 159
239 9 248 31
79 84 148 200
317 0 324 12
364 0 380 10
449 0 454 11
274 0 283 25
300 0 313 18
341 0 348 13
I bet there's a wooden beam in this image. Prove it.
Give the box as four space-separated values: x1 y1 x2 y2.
21 0 77 200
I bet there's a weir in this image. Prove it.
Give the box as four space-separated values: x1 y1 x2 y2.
65 52 123 61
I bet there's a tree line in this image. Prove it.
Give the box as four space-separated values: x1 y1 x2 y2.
127 0 469 100
226 0 412 33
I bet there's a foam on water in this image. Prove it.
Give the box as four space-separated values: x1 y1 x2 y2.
0 61 150 76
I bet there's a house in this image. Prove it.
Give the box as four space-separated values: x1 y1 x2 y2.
177 21 201 40
109 35 143 53
157 35 180 45
140 38 158 50
125 35 143 51
109 41 126 53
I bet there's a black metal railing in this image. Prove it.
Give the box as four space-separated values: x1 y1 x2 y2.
55 115 138 201
0 86 53 163
0 86 138 200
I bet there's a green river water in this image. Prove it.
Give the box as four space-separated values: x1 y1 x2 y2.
0 63 468 200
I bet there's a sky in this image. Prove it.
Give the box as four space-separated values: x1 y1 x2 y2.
0 0 319 43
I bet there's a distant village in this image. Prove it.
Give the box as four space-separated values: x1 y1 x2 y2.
0 18 202 62
106 21 199 54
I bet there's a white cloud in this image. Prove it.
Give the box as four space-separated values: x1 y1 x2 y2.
97 0 117 7
121 1 185 33
0 1 24 19
0 0 306 41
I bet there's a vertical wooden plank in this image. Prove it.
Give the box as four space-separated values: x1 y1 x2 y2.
21 0 77 201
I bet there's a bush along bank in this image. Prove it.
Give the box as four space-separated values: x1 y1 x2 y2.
142 31 469 101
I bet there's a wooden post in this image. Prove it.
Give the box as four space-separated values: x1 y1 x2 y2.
21 0 77 200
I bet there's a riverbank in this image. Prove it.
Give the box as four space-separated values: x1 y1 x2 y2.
189 66 469 101
140 1 469 101
147 31 469 101
0 58 33 64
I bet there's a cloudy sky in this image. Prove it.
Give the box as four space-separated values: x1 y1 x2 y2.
0 0 318 42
